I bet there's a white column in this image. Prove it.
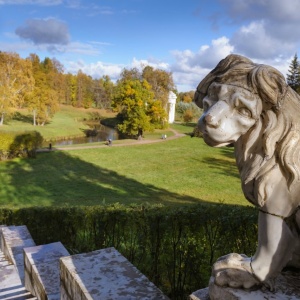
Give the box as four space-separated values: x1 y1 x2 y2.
168 91 177 123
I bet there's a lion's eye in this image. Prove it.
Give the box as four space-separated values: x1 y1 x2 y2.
238 107 252 118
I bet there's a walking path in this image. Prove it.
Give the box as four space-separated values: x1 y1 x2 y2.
38 128 186 152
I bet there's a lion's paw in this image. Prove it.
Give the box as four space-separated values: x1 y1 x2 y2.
212 253 260 289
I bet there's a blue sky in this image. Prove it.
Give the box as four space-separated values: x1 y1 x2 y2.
1 0 300 91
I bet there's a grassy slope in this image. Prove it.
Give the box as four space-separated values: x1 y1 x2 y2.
0 135 248 209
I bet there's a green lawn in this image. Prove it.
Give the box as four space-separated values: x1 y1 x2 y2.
0 134 248 209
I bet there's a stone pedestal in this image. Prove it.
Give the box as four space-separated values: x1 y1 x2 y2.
60 247 169 300
190 271 300 300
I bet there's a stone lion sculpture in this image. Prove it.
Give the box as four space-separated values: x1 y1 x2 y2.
194 54 300 292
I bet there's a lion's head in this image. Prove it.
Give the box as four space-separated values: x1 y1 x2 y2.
194 54 300 206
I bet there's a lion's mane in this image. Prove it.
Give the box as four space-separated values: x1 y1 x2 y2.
194 54 300 207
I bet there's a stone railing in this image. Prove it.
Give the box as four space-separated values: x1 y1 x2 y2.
0 225 169 300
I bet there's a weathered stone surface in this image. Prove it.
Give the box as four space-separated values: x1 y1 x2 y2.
60 247 169 300
24 241 70 300
191 271 300 300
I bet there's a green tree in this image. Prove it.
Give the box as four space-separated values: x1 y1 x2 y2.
0 52 34 125
287 53 300 92
112 79 154 137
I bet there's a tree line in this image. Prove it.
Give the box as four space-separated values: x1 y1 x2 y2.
0 52 191 128
0 51 198 136
0 51 116 126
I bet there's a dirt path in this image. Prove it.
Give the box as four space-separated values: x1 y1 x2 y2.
38 128 186 152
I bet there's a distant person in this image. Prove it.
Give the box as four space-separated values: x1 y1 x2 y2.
108 139 112 146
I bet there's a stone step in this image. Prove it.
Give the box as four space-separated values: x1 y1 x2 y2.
0 226 36 283
24 242 70 300
60 247 169 300
0 286 37 300
0 250 37 300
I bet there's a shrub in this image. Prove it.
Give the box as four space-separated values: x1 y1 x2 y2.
0 131 43 160
183 109 194 123
176 102 202 120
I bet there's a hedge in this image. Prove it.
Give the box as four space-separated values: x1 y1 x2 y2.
0 203 258 299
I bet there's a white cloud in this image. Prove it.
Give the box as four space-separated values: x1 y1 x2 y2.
131 57 169 70
65 60 124 81
169 37 234 91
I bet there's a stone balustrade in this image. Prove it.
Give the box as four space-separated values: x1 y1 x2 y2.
0 225 169 300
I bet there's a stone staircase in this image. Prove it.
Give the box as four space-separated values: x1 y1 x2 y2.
0 225 169 300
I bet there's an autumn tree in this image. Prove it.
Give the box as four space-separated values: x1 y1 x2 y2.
112 78 155 137
93 75 114 109
146 97 167 129
26 54 59 126
75 70 94 108
142 66 175 108
287 53 300 92
64 73 77 106
120 67 142 81
178 91 194 103
0 52 34 125
43 57 66 103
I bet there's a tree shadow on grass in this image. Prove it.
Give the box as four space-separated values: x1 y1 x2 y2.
200 156 240 179
220 145 236 159
0 150 210 208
